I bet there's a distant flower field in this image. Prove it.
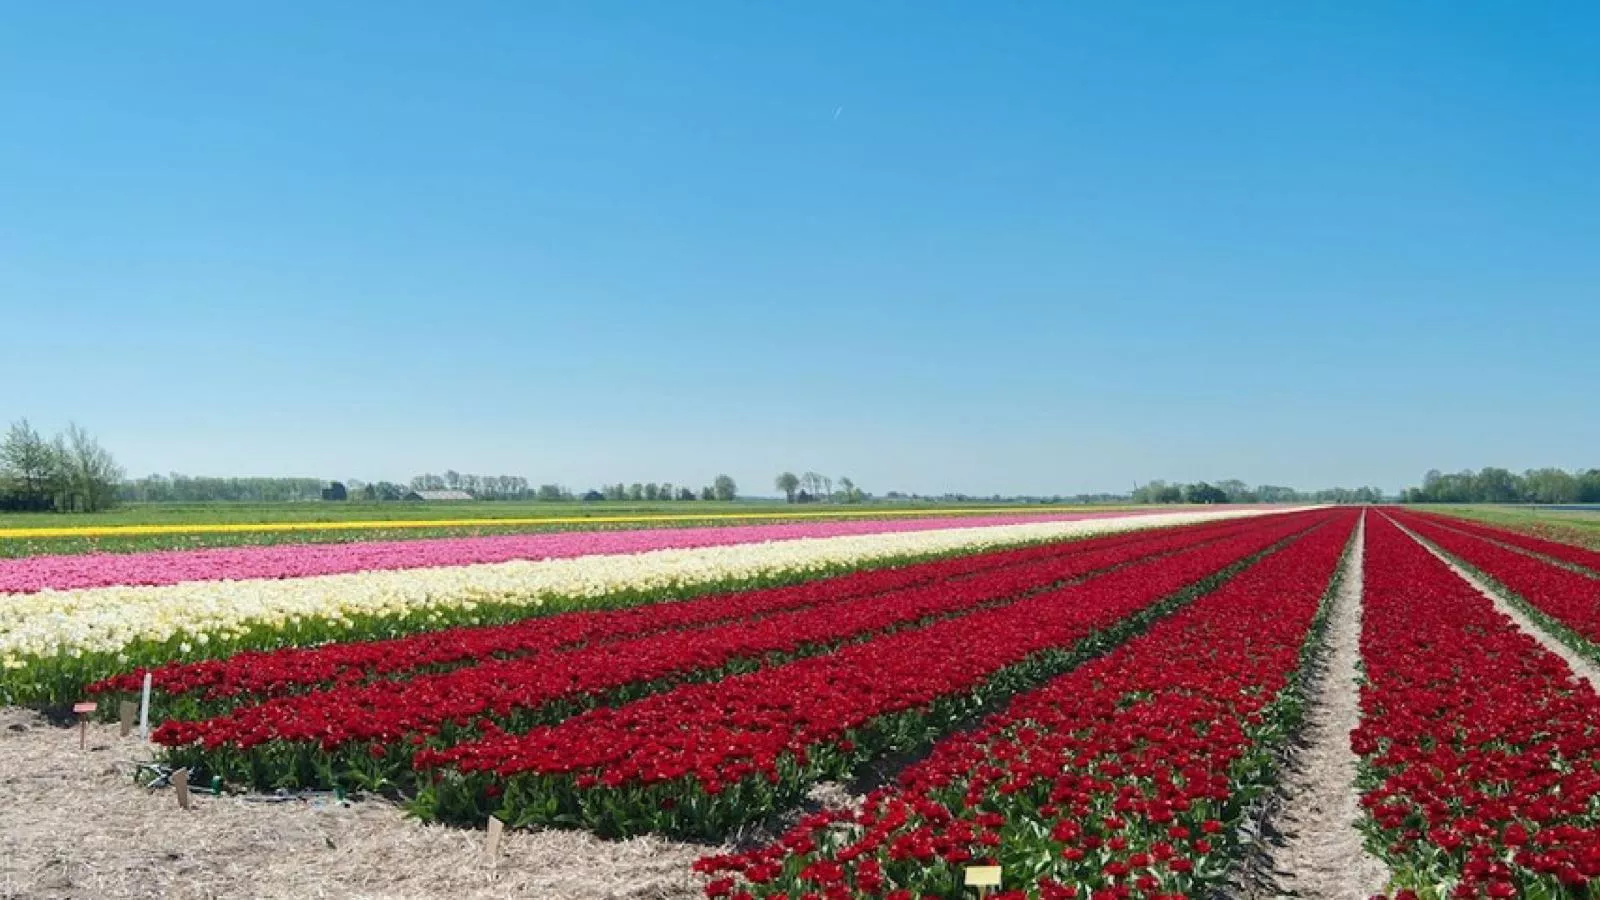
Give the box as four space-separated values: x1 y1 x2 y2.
0 509 1164 592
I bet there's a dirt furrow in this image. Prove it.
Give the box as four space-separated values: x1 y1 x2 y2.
1233 512 1388 899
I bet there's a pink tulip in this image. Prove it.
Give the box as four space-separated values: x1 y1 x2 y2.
0 510 1167 593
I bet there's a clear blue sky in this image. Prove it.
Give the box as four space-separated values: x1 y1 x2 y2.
3 2 1596 496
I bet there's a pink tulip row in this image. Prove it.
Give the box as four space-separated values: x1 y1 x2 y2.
0 510 1162 594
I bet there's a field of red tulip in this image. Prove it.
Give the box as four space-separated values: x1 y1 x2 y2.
13 502 1600 898
1358 514 1600 898
694 508 1359 898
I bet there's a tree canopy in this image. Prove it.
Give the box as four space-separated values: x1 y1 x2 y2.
1 420 123 512
1401 467 1600 504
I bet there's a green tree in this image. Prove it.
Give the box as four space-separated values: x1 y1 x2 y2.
1254 484 1304 504
56 423 123 512
1216 479 1255 503
1472 467 1523 503
1524 468 1579 504
1183 482 1229 504
775 472 800 503
713 474 737 501
0 419 62 510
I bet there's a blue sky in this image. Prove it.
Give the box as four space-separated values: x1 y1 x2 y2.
2 2 1596 496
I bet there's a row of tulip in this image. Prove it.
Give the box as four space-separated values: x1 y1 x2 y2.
0 510 1170 593
405 511 1325 838
1414 511 1600 575
1 509 1265 705
1390 510 1600 660
148 516 1257 790
95 517 1256 710
1356 514 1600 898
693 510 1357 898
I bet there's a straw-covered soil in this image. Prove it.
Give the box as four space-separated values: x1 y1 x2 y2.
0 707 710 900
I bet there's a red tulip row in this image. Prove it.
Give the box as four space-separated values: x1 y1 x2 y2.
408 511 1327 838
1409 510 1600 575
96 518 1255 707
1356 514 1600 898
150 517 1250 788
1389 510 1600 653
691 510 1357 899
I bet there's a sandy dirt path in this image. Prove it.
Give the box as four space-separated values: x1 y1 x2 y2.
0 708 711 900
1231 512 1388 899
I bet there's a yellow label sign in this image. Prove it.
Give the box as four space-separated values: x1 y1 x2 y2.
964 866 1002 887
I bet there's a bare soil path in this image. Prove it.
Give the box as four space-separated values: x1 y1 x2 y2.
0 708 710 900
1232 512 1388 899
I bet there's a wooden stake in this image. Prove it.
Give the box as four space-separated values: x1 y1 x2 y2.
485 817 505 861
171 768 191 810
138 672 153 741
72 701 97 750
119 700 137 737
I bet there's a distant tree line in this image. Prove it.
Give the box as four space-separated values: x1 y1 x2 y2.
118 472 746 504
594 482 698 502
1130 479 1384 505
121 474 326 503
1 420 124 512
408 472 538 500
774 472 865 504
875 491 1127 504
402 472 740 503
1401 467 1600 504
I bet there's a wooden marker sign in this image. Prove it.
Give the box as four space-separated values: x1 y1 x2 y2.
119 700 137 737
485 816 505 861
139 672 153 741
171 768 192 810
964 865 1002 899
72 701 97 750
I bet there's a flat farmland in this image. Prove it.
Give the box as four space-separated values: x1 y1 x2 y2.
10 504 1600 897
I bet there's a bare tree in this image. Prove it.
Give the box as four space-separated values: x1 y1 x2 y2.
59 423 123 512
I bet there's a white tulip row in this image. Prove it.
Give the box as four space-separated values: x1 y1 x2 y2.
0 508 1290 669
